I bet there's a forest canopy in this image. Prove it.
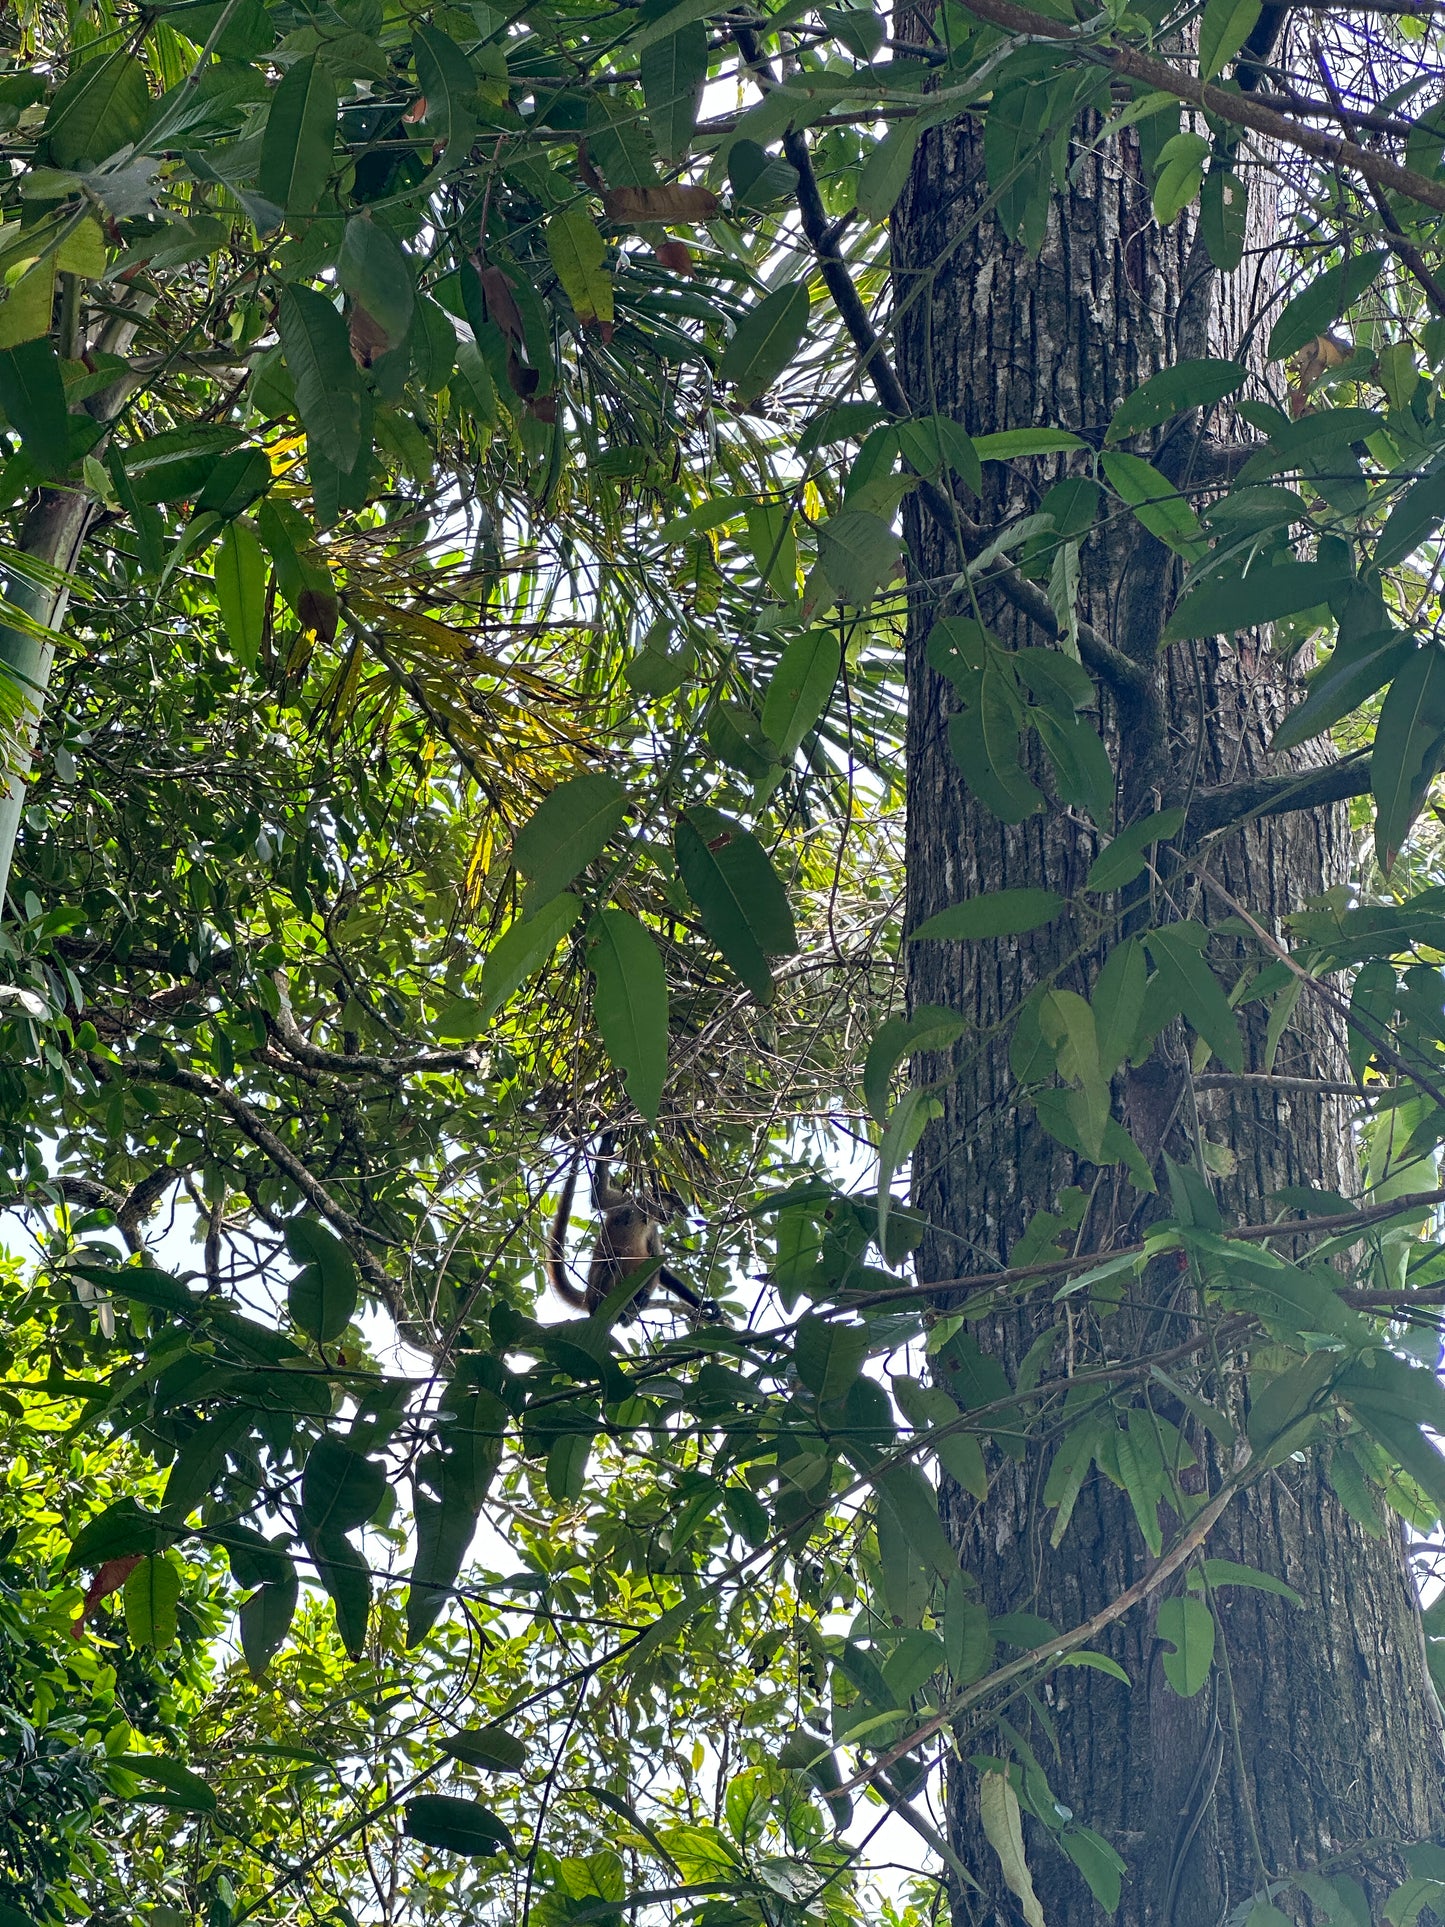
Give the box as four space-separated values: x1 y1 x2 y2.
3 0 1445 1920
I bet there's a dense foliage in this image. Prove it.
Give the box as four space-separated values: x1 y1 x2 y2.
4 0 1445 1917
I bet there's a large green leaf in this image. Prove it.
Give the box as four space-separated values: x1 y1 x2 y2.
1164 561 1335 640
513 773 629 912
240 1575 298 1677
1377 465 1445 570
43 51 150 169
1198 0 1261 78
437 1726 527 1772
585 910 668 1122
213 520 266 670
285 1216 359 1343
1273 627 1410 751
910 888 1064 942
761 629 839 759
863 1006 967 1124
1267 251 1388 362
1084 808 1184 892
413 23 479 158
817 508 900 607
116 1752 217 1814
640 19 707 160
1144 923 1244 1071
404 1795 515 1857
719 282 811 404
456 893 583 1028
305 1528 370 1657
1109 358 1248 441
0 338 69 476
278 283 364 472
257 54 338 220
674 810 798 1003
300 1438 386 1534
337 215 415 347
1372 645 1445 872
1155 1595 1215 1696
1102 451 1204 555
123 1554 181 1648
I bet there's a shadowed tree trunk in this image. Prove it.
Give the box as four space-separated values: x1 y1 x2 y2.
894 72 1444 1927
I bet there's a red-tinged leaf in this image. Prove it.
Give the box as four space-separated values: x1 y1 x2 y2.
73 1553 142 1635
656 239 695 276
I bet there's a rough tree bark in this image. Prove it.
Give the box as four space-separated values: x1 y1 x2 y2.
895 75 1444 1927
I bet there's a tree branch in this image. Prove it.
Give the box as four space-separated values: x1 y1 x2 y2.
955 0 1445 215
103 1054 402 1313
1186 750 1372 837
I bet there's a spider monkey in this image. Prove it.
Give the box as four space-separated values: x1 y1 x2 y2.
545 1138 722 1324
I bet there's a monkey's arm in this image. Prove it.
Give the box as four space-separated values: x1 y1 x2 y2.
591 1140 630 1212
545 1157 589 1310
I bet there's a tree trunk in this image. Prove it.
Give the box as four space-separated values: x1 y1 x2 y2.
895 88 1443 1927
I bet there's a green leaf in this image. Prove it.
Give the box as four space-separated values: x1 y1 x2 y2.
944 1586 994 1682
43 52 150 169
404 1794 515 1857
794 1313 871 1401
586 910 669 1122
640 19 707 160
979 1772 1046 1927
1062 1828 1126 1914
257 54 338 220
1102 451 1204 554
66 1499 172 1570
1094 937 1147 1075
305 1528 370 1657
863 1005 966 1125
412 23 479 159
278 283 364 472
1085 808 1185 892
817 508 900 606
1199 0 1261 78
1372 645 1445 872
877 1086 943 1258
1348 957 1395 1082
0 339 69 476
116 1752 217 1814
460 893 582 1027
973 428 1085 461
910 887 1064 942
875 1463 958 1582
1377 465 1445 570
1145 923 1244 1071
1200 161 1246 270
1152 130 1210 225
1164 562 1336 640
337 215 415 347
1197 1557 1303 1605
719 282 811 404
1155 1594 1214 1696
949 701 1043 822
675 811 798 1003
213 519 266 670
285 1216 359 1343
300 1438 386 1534
546 211 614 331
746 500 798 598
123 1553 182 1648
438 1726 528 1772
513 773 629 912
1268 250 1388 362
857 119 923 222
1272 627 1410 751
240 1575 298 1677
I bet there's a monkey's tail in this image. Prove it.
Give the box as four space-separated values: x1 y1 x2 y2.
545 1151 588 1310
